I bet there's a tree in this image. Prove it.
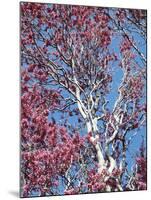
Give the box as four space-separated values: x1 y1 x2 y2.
20 2 147 197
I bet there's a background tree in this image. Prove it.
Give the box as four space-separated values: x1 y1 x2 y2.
20 2 147 197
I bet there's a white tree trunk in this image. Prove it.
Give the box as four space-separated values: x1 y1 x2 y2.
86 118 106 173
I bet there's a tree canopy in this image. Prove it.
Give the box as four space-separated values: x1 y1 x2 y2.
20 2 147 197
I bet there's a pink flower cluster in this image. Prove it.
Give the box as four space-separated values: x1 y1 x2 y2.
134 156 147 190
21 74 85 196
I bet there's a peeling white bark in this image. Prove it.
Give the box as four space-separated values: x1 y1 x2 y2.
95 142 106 173
86 121 92 133
89 134 105 173
108 156 116 174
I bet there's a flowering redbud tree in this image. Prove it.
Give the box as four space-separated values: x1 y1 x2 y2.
20 2 147 197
